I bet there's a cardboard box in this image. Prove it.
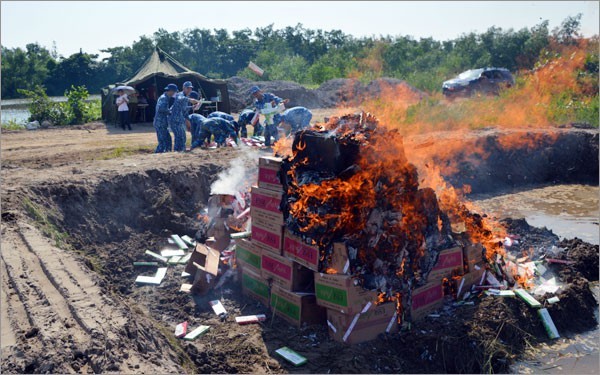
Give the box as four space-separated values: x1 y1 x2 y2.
283 234 350 274
258 156 283 192
241 268 270 307
329 243 350 275
251 218 284 255
236 239 262 274
314 273 378 315
326 302 399 344
283 231 320 271
185 244 220 276
464 244 485 272
456 266 486 299
270 286 325 327
428 247 464 282
261 251 314 292
411 282 444 321
251 186 283 223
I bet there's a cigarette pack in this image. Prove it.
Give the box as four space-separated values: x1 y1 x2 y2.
275 347 307 366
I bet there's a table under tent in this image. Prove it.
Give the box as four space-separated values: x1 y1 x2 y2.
101 47 231 125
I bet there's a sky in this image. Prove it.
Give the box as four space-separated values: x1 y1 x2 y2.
1 1 598 58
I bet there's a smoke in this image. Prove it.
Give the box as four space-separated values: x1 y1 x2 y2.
210 147 260 196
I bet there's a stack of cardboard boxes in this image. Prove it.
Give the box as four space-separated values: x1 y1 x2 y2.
236 155 487 344
238 156 325 328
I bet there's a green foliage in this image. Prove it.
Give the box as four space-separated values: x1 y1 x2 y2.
0 16 594 100
17 85 61 123
1 119 26 130
17 85 99 125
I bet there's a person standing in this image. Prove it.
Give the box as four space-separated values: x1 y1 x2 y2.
168 81 199 152
249 86 288 147
116 89 131 130
153 83 177 153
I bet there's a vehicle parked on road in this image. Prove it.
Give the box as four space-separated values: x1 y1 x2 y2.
442 67 514 97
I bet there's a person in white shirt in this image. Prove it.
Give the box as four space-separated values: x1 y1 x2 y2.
116 89 131 130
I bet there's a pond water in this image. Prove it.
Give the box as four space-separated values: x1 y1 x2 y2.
472 184 599 374
472 184 599 245
1 95 101 125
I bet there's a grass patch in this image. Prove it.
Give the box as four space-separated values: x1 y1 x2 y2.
97 144 155 160
156 324 197 373
2 119 26 131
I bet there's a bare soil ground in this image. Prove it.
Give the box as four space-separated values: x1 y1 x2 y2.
1 119 598 373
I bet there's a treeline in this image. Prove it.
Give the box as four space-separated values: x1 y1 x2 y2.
0 14 590 99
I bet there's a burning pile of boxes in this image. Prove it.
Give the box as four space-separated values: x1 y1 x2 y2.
235 156 489 344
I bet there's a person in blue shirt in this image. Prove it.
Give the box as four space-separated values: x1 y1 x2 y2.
168 81 200 152
187 109 206 147
207 111 234 122
191 117 237 149
280 106 313 134
153 83 177 153
237 108 263 138
249 86 289 147
208 111 241 136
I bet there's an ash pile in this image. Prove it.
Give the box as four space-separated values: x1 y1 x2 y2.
280 113 456 312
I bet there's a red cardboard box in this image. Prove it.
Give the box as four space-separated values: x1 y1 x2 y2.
283 231 320 271
314 273 378 315
428 247 464 282
235 239 262 274
251 186 283 223
270 286 325 327
258 156 283 192
411 282 444 321
464 244 485 273
261 251 314 292
251 216 283 255
241 268 270 307
326 302 399 344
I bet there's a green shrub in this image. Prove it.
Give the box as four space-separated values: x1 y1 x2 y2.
17 85 57 123
1 119 26 130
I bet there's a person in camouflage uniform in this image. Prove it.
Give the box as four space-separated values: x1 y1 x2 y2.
191 117 237 149
168 81 199 152
280 106 313 134
237 108 263 138
207 111 243 136
153 83 177 153
187 112 206 147
249 86 289 147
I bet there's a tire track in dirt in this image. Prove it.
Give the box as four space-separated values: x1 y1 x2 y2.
1 226 89 344
1 221 186 373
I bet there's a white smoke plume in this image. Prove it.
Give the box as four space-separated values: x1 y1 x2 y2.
210 147 260 196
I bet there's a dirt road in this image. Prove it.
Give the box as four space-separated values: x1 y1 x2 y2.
1 120 598 373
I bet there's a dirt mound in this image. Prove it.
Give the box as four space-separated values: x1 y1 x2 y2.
554 238 600 282
227 76 321 112
226 76 424 112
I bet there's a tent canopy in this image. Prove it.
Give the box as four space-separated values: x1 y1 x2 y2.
101 47 231 124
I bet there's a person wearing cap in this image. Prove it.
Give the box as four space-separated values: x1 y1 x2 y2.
280 106 313 134
153 83 178 153
168 82 200 152
237 108 263 138
249 86 289 147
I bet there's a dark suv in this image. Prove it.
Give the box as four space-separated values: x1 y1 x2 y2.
442 68 514 97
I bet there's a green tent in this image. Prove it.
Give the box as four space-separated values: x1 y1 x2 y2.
101 47 231 124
